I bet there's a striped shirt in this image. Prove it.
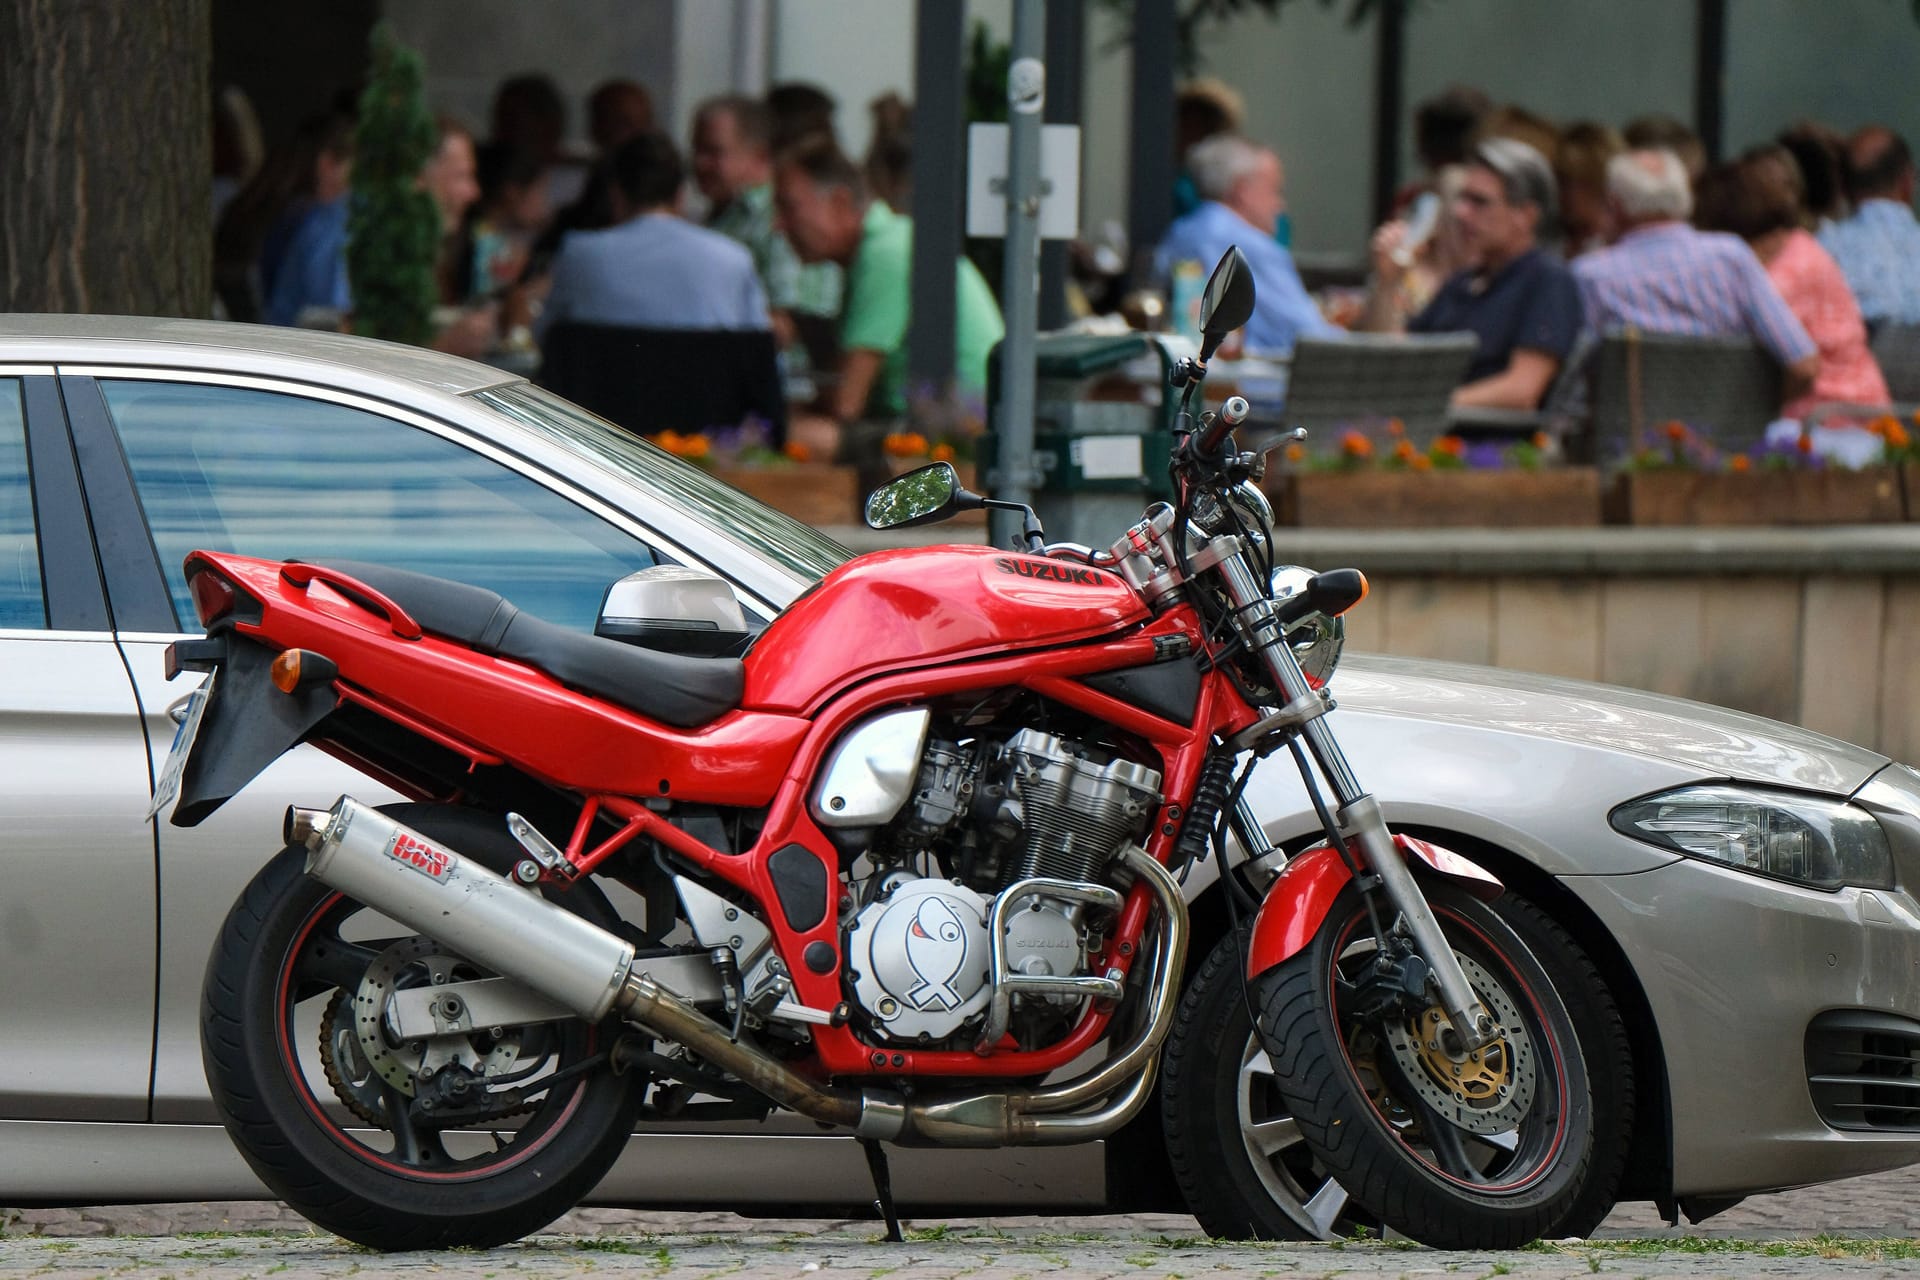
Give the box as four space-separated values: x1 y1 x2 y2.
1818 199 1920 327
1571 222 1815 365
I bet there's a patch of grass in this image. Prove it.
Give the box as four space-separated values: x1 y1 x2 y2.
38 1242 78 1252
906 1224 952 1242
575 1238 657 1254
1124 1251 1161 1267
1529 1235 1920 1261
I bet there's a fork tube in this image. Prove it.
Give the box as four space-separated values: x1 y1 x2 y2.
1214 549 1496 1048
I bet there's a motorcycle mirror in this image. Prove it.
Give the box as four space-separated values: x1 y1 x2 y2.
1197 246 1256 363
865 461 967 529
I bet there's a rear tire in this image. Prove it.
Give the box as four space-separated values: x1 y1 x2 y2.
201 805 643 1251
1253 882 1617 1249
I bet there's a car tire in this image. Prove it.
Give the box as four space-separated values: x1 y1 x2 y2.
201 804 643 1251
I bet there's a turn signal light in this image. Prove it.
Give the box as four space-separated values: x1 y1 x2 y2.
270 648 339 694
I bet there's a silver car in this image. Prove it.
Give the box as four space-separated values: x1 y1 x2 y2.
2 317 1917 1233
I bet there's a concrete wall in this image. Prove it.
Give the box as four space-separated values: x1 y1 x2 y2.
385 0 678 144
768 0 916 158
1341 570 1920 763
1722 0 1920 153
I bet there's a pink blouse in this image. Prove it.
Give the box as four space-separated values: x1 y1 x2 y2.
1766 228 1891 418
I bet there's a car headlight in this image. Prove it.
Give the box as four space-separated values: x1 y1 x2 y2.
1609 785 1894 890
1270 565 1345 687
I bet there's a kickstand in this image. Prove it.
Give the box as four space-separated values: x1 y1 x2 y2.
859 1138 904 1243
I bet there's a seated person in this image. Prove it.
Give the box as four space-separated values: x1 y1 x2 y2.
1819 126 1920 329
1574 148 1818 403
537 131 770 338
772 135 1004 469
1365 139 1583 410
1153 135 1337 356
1695 150 1887 419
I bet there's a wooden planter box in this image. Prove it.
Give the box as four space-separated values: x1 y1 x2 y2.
713 464 860 526
1902 463 1920 521
1264 468 1602 528
1603 469 1903 526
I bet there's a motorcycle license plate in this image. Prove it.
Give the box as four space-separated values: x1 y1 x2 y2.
146 674 213 822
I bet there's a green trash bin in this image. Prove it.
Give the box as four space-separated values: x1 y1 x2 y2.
981 332 1176 546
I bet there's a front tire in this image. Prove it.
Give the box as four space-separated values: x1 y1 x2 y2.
1254 882 1612 1249
201 805 643 1251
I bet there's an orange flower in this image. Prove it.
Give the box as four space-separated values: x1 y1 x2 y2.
1889 421 1912 450
1393 439 1418 462
680 434 710 459
1386 418 1406 438
1531 432 1550 450
1283 442 1307 464
783 440 813 463
1433 434 1466 458
1870 415 1899 438
1662 420 1687 443
882 432 930 458
930 442 956 462
1410 453 1433 471
1728 454 1751 472
1795 431 1813 455
1341 431 1373 458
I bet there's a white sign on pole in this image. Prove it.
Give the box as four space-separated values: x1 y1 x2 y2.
965 122 1081 241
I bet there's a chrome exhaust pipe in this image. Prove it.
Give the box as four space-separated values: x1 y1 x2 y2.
292 798 1187 1148
291 799 638 1022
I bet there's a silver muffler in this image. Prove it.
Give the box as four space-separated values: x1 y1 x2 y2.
291 797 1187 1147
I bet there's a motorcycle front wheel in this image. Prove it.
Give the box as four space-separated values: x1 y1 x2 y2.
1253 881 1609 1250
201 804 643 1251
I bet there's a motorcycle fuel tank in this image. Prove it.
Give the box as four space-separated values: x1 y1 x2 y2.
743 546 1149 714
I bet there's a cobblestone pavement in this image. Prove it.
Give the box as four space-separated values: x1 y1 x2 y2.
5 1167 1919 1278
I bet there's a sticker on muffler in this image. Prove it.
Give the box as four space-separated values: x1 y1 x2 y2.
385 831 453 881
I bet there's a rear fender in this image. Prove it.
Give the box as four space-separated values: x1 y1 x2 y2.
1245 834 1502 979
167 633 337 827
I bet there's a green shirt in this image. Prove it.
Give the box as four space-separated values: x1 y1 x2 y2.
841 201 1005 419
708 183 840 318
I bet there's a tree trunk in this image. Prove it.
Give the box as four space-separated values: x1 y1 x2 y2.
0 0 211 316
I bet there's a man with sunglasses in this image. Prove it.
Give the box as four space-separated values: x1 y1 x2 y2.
1366 138 1583 411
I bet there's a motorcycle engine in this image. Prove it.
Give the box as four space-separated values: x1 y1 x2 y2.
845 727 1161 1047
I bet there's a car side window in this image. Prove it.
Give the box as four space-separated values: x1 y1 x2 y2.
99 380 658 633
0 380 46 630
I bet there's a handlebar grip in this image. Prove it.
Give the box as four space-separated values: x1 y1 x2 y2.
1195 396 1251 460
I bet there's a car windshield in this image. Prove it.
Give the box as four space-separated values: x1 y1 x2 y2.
471 384 851 585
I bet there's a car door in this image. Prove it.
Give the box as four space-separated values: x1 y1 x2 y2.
60 371 672 1122
0 374 158 1122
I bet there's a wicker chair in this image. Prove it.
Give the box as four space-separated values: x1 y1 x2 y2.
1870 322 1920 404
1281 333 1477 446
1580 329 1783 464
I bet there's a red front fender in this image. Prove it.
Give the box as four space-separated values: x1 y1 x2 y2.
1245 834 1502 979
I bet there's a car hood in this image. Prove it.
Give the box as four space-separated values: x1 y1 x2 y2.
1334 654 1890 797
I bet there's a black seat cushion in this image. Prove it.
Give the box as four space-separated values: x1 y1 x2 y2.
305 561 744 729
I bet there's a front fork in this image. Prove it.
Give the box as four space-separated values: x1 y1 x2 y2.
1215 551 1499 1051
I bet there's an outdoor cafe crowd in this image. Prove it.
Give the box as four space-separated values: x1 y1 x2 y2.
209 72 1920 474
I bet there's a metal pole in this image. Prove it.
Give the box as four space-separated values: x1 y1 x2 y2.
1038 0 1083 331
1372 0 1406 229
991 0 1045 547
1694 0 1727 163
907 0 964 405
1127 0 1177 282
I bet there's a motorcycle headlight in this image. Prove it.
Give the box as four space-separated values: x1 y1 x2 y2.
1609 784 1894 891
1270 565 1345 687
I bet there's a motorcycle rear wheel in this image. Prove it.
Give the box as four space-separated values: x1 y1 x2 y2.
1253 882 1604 1249
201 804 643 1251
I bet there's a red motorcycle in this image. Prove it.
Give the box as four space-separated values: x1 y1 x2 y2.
161 250 1606 1251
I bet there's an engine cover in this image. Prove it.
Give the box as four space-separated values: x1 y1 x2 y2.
847 879 992 1042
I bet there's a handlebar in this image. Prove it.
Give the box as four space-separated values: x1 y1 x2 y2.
1192 395 1251 462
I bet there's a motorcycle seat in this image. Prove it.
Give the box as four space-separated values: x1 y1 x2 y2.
305 560 744 728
